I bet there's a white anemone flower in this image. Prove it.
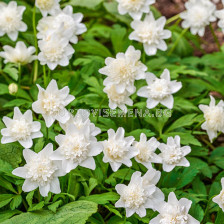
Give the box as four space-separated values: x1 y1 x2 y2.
50 123 103 173
129 13 171 56
115 169 164 217
199 95 224 142
137 69 182 109
99 46 147 94
116 0 155 20
38 34 74 70
150 192 200 224
134 133 162 169
60 109 101 138
1 107 43 148
36 6 86 44
35 0 60 17
213 178 224 211
104 84 133 113
32 79 75 128
158 136 191 172
180 0 216 37
12 144 65 197
0 1 27 41
0 41 36 65
215 10 224 32
102 127 138 172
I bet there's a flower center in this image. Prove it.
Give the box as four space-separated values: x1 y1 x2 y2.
204 106 224 131
26 157 57 186
162 146 183 165
111 58 136 84
106 85 126 104
122 185 146 209
105 140 127 160
41 93 63 115
160 214 188 224
61 135 90 163
188 6 209 26
136 143 153 162
138 23 160 44
42 40 65 62
147 79 170 100
121 0 145 11
0 8 21 33
10 119 31 141
36 0 54 10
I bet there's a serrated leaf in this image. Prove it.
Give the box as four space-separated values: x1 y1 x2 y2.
10 195 22 210
26 191 35 208
48 200 62 213
4 201 98 224
28 201 45 212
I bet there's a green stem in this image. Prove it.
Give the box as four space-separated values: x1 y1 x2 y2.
202 196 215 223
123 214 127 224
142 50 146 64
168 28 188 56
18 63 21 86
43 65 47 88
120 167 131 184
32 5 39 84
166 14 180 25
209 24 221 51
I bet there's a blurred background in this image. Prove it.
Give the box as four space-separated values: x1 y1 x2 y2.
155 0 224 54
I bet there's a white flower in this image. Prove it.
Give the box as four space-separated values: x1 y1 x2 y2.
38 35 74 70
158 136 191 172
180 0 216 36
60 109 101 138
1 107 43 148
0 41 36 65
32 79 75 128
134 133 162 169
215 9 224 32
99 46 147 94
115 168 164 217
50 123 103 173
102 127 138 172
35 0 60 17
37 6 86 44
137 69 182 109
104 84 133 113
213 178 224 211
12 144 65 197
150 192 200 224
0 1 27 41
199 95 224 142
116 0 155 20
129 13 171 56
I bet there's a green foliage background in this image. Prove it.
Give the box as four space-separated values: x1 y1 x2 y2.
1 0 224 223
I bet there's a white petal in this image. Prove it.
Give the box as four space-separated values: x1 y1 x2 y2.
80 157 96 170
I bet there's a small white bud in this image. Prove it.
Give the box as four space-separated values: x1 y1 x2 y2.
8 83 18 95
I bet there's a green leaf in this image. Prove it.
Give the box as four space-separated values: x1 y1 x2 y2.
80 192 119 204
126 129 155 140
10 195 22 210
26 191 35 208
0 159 14 177
215 209 224 224
0 143 22 168
48 200 62 213
0 210 21 223
3 99 32 108
0 194 14 209
165 114 197 132
28 201 45 212
4 201 98 224
0 84 9 95
3 64 18 81
66 0 103 9
0 177 17 193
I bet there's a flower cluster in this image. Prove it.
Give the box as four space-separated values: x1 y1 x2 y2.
36 4 86 70
99 46 147 113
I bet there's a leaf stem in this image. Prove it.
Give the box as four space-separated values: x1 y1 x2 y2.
43 65 47 88
166 14 180 25
168 28 188 56
32 5 39 84
209 24 221 51
120 167 131 184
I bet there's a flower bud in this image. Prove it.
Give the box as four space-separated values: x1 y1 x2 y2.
8 83 18 95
